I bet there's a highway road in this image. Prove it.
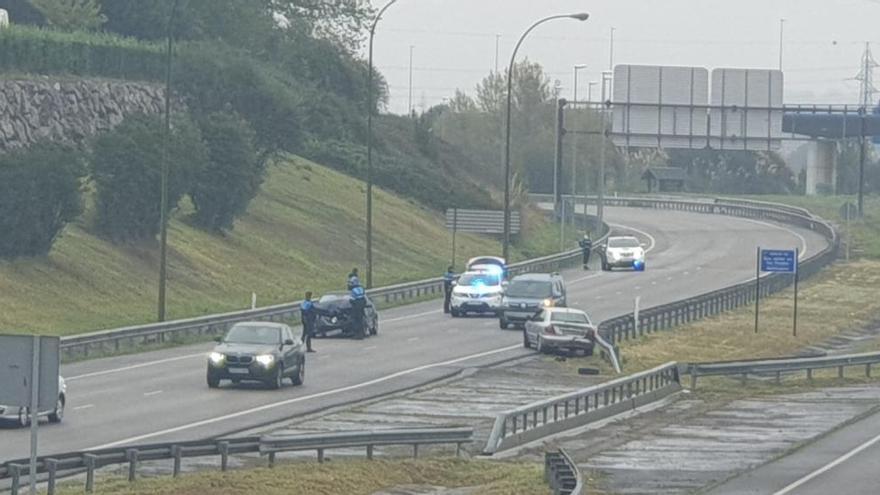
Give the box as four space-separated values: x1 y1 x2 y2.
711 403 880 495
0 206 828 462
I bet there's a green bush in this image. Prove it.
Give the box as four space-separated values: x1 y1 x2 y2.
191 112 265 231
91 113 208 241
0 143 85 258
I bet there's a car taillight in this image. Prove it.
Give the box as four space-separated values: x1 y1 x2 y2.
544 325 558 335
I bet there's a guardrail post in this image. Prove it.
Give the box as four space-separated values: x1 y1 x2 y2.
83 453 97 493
172 445 183 477
867 364 872 378
218 441 229 471
268 452 276 468
317 448 325 463
456 442 463 458
775 371 781 385
412 444 419 459
807 368 813 381
367 445 374 460
690 372 698 390
126 448 138 482
46 458 59 495
839 366 844 378
8 463 22 495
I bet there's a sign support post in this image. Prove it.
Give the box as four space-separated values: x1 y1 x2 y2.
451 208 458 268
754 247 761 334
634 296 641 335
29 335 39 495
793 248 800 337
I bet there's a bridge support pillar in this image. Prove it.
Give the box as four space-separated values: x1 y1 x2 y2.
805 140 837 195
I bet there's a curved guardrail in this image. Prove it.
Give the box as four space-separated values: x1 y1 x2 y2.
687 351 880 389
483 363 681 454
0 427 473 495
545 448 584 495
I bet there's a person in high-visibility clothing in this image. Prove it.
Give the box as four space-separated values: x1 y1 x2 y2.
300 292 318 352
578 233 593 270
443 266 457 314
349 283 368 340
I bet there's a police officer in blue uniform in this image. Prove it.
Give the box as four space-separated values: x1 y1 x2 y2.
300 292 320 352
578 233 593 270
443 265 457 314
347 268 360 290
349 283 368 340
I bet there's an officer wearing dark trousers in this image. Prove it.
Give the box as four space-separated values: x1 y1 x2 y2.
443 266 456 314
349 284 367 340
579 234 593 270
300 292 318 352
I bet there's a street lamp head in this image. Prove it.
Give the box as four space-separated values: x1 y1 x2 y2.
570 13 590 21
575 64 588 69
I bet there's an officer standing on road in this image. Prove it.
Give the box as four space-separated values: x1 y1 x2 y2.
300 291 318 353
579 233 593 270
347 267 360 290
443 265 457 314
349 282 368 340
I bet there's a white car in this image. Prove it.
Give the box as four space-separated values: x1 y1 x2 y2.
450 270 504 317
523 308 596 355
601 236 647 271
0 376 67 427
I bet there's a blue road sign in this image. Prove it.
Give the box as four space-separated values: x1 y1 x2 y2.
761 249 797 273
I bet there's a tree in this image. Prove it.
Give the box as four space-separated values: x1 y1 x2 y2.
91 114 208 242
190 112 265 231
28 0 106 30
270 0 374 52
0 143 85 258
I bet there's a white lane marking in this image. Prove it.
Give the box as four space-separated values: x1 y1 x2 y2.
595 296 603 300
667 276 673 281
407 337 421 342
615 291 623 296
684 271 690 276
634 286 642 290
363 346 377 351
772 430 880 495
651 281 657 286
143 390 163 397
739 218 809 259
74 404 95 411
608 223 658 253
67 353 207 381
383 309 442 323
89 344 523 450
570 273 602 284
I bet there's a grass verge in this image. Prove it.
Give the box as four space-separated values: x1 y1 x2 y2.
0 155 564 336
55 458 549 495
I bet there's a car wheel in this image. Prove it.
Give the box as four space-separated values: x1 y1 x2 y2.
499 316 509 330
292 359 305 386
370 317 378 336
207 370 221 389
451 308 460 318
269 364 284 390
48 396 65 424
231 378 241 385
523 330 532 349
537 336 545 353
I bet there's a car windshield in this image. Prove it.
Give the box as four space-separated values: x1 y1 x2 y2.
224 325 280 345
458 273 501 287
551 312 591 324
609 238 641 248
506 280 552 298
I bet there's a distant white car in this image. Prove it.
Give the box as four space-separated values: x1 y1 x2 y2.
0 376 67 427
450 270 504 317
601 236 647 271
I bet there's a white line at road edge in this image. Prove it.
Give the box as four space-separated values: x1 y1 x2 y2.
67 353 207 381
89 344 523 450
608 223 658 253
739 218 809 259
772 430 880 495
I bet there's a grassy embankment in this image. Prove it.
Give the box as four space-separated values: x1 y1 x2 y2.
0 155 567 336
554 194 880 392
55 458 549 495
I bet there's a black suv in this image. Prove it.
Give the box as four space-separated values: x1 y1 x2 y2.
207 322 305 389
498 273 567 329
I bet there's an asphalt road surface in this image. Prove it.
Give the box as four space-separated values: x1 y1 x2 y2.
711 403 880 495
0 206 828 462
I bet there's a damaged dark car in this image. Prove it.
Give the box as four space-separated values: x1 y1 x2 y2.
314 293 379 338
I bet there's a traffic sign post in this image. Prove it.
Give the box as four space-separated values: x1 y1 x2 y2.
754 249 799 335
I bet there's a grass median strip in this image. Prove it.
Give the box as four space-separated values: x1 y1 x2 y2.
55 458 549 495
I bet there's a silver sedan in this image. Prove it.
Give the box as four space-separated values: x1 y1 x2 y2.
523 308 596 355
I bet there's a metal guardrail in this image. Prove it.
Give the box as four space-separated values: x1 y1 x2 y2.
1 427 473 495
545 448 584 495
58 221 610 360
483 363 681 454
687 351 880 389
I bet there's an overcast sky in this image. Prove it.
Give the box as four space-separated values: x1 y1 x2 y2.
367 0 880 115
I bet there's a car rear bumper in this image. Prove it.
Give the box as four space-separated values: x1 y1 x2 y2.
501 310 540 322
540 335 595 350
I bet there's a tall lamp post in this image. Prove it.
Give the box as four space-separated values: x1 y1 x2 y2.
571 64 588 231
158 0 181 322
366 0 400 289
502 12 590 262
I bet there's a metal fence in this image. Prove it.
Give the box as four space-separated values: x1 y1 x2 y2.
483 363 681 454
687 351 880 389
1 427 473 495
545 448 584 495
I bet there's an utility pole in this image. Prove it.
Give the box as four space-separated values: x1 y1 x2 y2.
572 64 587 231
855 42 877 217
408 45 414 117
609 27 615 70
597 71 612 225
778 19 785 71
495 34 501 74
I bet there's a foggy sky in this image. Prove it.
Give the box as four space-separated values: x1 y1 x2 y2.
368 0 880 115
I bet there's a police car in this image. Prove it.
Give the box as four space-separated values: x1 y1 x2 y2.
449 269 505 317
600 236 647 271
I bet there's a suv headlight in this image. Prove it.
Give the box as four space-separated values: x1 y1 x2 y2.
255 354 275 367
208 352 225 366
542 298 554 307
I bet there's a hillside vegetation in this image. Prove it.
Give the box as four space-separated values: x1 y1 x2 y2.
0 156 561 335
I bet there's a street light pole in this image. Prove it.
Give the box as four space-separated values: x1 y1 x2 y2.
572 64 587 232
408 45 414 117
502 12 590 262
597 70 612 225
366 0 400 289
158 0 180 322
778 18 785 71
